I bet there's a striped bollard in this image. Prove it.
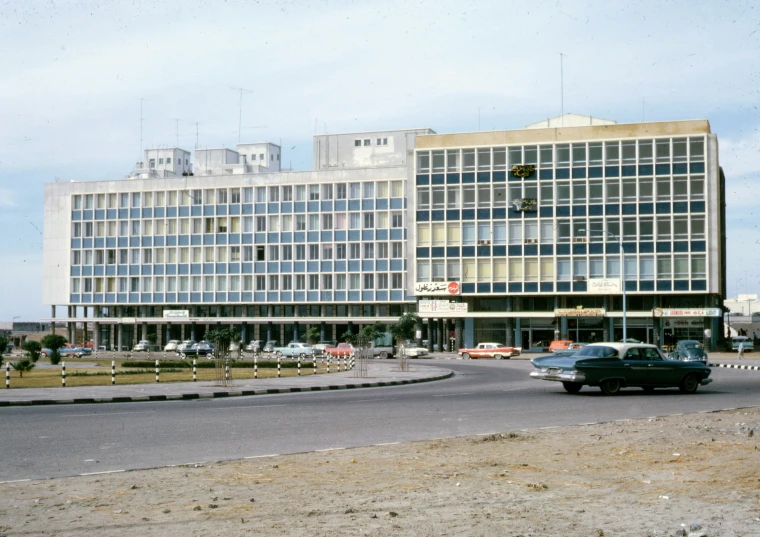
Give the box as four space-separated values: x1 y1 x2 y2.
193 359 197 382
254 355 258 379
225 361 230 383
62 362 66 387
298 356 301 376
5 363 9 389
313 355 317 376
327 356 331 374
155 359 160 383
277 356 281 378
111 360 116 385
163 349 167 361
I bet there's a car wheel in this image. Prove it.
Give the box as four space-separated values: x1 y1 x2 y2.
562 381 583 394
180 353 186 359
494 354 503 360
379 351 388 359
600 379 621 395
642 386 656 393
275 351 282 357
462 353 470 360
679 374 699 394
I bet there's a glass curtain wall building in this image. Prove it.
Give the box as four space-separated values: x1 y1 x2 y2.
412 115 726 351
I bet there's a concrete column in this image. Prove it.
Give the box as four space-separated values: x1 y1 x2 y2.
83 307 88 345
93 322 100 350
455 317 463 351
320 321 326 341
51 305 57 334
347 320 353 335
180 323 186 341
157 324 164 347
266 322 273 342
141 322 147 342
117 324 123 352
241 323 248 344
110 323 115 351
293 322 300 342
602 296 610 342
505 297 514 347
560 317 569 339
437 318 444 352
190 322 196 341
67 306 74 344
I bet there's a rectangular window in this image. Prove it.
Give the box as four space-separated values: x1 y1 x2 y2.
281 275 292 291
282 186 292 202
336 244 346 259
256 216 267 232
391 242 403 258
256 275 266 291
281 245 292 261
243 246 253 262
322 214 333 230
255 187 266 203
321 244 332 260
269 187 280 202
310 274 320 290
349 183 361 199
296 275 306 290
336 183 347 199
309 185 319 201
268 245 279 261
295 185 306 202
392 272 403 289
295 245 305 260
309 244 319 260
230 246 240 262
268 275 279 291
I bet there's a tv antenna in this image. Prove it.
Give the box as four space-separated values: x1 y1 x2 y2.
559 52 567 126
229 86 254 143
140 97 145 161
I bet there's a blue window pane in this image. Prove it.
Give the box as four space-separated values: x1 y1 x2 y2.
690 162 705 174
605 204 620 215
508 245 522 256
638 164 653 176
461 246 475 257
605 166 620 178
508 283 523 293
655 164 671 176
462 173 475 184
690 201 705 213
493 171 506 182
656 202 671 214
432 173 445 185
639 203 654 214
588 167 603 178
416 175 430 186
621 165 636 177
446 173 460 184
416 211 430 222
539 244 553 256
524 244 538 256
556 244 570 255
539 169 553 180
555 168 569 179
540 282 554 293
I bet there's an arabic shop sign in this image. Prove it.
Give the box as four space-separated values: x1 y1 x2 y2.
414 281 461 296
655 308 722 318
418 300 468 314
554 308 606 317
163 309 190 319
587 278 621 293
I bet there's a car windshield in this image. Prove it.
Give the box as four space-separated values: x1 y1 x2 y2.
684 343 702 350
573 346 619 358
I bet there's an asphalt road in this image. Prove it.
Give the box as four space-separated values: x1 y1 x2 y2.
1 360 758 482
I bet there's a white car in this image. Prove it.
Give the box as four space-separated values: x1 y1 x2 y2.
164 340 180 352
400 342 428 358
133 340 150 352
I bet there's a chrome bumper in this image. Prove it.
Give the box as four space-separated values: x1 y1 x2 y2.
530 369 586 383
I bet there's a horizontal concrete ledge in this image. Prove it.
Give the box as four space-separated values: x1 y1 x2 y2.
0 371 454 407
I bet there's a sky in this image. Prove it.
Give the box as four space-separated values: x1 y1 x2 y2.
0 0 759 321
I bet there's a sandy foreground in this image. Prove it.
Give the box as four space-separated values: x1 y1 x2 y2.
1 407 759 537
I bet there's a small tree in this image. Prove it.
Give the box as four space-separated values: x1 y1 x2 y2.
390 313 420 371
0 335 8 366
206 327 240 386
22 340 42 363
41 334 68 365
305 326 321 345
11 358 35 378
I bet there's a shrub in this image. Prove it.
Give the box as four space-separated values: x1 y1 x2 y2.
41 334 68 365
22 341 42 363
11 358 35 378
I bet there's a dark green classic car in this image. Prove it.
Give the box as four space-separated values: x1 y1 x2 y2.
530 342 712 395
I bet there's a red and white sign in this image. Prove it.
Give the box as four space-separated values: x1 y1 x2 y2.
414 281 461 296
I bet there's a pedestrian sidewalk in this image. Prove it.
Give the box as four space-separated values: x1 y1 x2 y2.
0 362 453 407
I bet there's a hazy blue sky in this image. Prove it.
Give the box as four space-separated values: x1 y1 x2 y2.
1 0 758 320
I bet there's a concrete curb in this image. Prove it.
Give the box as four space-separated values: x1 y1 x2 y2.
0 371 454 407
708 362 760 371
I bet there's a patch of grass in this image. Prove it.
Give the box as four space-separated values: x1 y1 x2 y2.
3 363 333 389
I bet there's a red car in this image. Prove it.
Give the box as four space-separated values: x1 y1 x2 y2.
323 342 354 357
458 342 520 360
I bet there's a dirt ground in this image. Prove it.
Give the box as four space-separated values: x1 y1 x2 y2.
1 407 759 537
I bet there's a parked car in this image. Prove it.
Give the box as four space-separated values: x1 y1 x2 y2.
176 340 197 355
399 341 428 358
549 340 574 353
274 342 313 358
262 340 279 353
245 340 263 353
530 342 713 395
178 341 214 358
323 342 354 357
40 347 85 358
79 346 93 356
458 342 520 360
669 340 708 364
312 340 337 356
133 340 150 352
730 336 754 352
164 340 180 352
569 342 588 350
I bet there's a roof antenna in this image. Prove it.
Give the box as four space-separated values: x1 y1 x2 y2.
229 86 254 143
559 52 567 127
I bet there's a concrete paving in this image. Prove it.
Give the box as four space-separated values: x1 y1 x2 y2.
0 361 452 406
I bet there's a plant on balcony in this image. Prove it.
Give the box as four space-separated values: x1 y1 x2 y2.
511 164 535 178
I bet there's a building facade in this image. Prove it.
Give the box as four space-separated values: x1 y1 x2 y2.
412 115 726 351
42 115 727 351
43 129 433 349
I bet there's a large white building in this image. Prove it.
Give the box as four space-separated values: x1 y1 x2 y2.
42 115 727 351
43 129 433 349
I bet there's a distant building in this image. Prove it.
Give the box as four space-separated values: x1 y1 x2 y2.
724 294 760 316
